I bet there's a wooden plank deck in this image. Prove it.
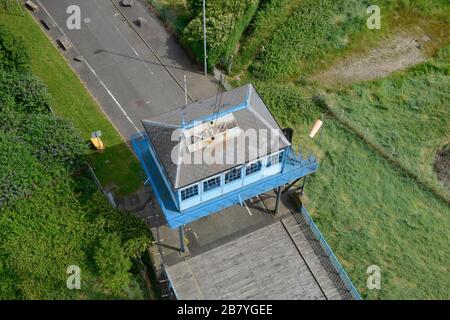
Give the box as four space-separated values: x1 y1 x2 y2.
281 214 354 300
166 216 353 300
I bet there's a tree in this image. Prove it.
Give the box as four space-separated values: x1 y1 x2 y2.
94 233 132 295
186 0 203 17
0 24 29 72
0 69 51 113
182 0 259 68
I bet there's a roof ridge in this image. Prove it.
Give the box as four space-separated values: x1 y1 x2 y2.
142 119 182 129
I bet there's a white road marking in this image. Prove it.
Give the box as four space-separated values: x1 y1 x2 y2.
37 0 142 135
83 61 143 134
244 201 253 216
193 231 199 240
93 0 155 76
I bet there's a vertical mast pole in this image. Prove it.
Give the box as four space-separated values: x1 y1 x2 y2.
202 0 207 76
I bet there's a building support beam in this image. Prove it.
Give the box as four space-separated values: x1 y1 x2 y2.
274 186 282 215
179 226 185 253
300 175 307 196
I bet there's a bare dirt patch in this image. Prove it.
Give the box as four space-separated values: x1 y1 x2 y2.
434 146 450 189
313 33 432 86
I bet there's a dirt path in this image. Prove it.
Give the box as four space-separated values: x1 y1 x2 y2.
313 33 432 86
434 146 450 189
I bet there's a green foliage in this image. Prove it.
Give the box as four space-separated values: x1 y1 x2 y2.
186 0 203 17
19 113 87 168
0 23 151 299
89 193 151 259
231 0 302 74
182 0 259 68
0 67 51 113
250 0 369 80
0 131 52 207
323 45 450 197
0 23 29 72
254 81 315 126
94 233 133 295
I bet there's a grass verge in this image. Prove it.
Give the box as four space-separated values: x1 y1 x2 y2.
0 11 143 195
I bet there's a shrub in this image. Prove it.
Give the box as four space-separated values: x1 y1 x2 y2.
182 0 259 68
19 113 87 169
94 233 133 295
0 68 51 113
0 131 52 207
0 24 30 72
249 0 369 80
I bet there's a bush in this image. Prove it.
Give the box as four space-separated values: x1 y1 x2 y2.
94 233 133 295
186 0 203 17
19 113 87 169
183 0 259 68
0 68 51 113
0 131 52 207
249 0 369 80
0 24 151 299
0 24 30 73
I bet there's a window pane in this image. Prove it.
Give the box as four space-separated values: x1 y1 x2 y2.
225 167 242 184
266 152 281 168
203 176 221 192
245 161 262 176
181 185 199 201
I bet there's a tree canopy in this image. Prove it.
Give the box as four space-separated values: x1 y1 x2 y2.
0 23 151 299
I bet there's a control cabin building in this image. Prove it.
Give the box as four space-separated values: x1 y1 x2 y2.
132 84 318 229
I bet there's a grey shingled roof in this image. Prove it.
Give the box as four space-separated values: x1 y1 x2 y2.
142 84 290 189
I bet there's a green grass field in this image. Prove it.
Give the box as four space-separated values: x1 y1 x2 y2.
0 11 143 195
322 46 450 200
242 0 450 81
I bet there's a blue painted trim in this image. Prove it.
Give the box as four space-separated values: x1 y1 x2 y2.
163 266 179 299
131 133 180 210
167 160 317 228
183 102 249 129
299 206 362 300
143 134 179 207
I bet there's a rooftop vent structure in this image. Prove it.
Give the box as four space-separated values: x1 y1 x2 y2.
183 114 241 153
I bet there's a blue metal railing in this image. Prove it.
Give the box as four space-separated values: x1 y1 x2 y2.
300 207 362 300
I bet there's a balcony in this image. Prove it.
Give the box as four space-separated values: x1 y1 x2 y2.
132 133 318 229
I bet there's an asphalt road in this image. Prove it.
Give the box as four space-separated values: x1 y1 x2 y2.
37 0 218 140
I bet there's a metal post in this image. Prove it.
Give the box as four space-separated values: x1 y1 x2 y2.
202 0 207 76
274 186 282 215
184 74 188 106
300 176 307 196
316 114 325 160
179 226 185 253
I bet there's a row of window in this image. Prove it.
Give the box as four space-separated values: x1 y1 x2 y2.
180 151 284 201
180 184 199 201
266 152 283 168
